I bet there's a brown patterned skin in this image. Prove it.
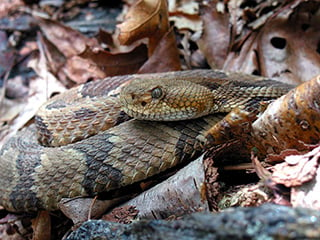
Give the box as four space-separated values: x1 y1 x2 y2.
35 75 133 147
0 116 224 212
0 70 293 212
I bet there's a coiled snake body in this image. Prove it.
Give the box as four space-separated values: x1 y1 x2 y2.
0 70 293 212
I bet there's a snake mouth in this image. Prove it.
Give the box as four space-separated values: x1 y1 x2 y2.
120 92 211 121
123 104 200 121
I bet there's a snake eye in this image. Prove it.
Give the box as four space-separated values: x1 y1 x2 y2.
151 87 163 99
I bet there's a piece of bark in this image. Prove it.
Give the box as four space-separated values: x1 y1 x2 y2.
116 155 210 220
66 204 320 240
252 74 320 155
102 206 138 224
59 197 129 226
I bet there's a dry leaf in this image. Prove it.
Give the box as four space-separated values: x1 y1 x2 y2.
0 98 25 123
38 18 100 58
169 15 202 34
258 2 320 84
117 0 170 55
0 0 24 18
224 1 320 84
64 55 106 84
223 32 260 75
265 149 307 164
168 0 199 14
36 33 71 86
271 146 320 187
31 211 51 240
97 29 115 48
168 0 201 33
197 1 230 69
38 26 148 85
37 33 66 75
78 44 148 78
5 76 29 99
251 154 271 181
269 145 320 209
291 163 320 209
0 30 15 74
138 28 181 73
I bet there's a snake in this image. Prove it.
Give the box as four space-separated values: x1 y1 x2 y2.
0 70 293 213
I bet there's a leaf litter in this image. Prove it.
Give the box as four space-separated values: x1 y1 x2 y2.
0 0 319 239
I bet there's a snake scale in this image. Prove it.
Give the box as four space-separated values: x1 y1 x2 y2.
0 70 293 212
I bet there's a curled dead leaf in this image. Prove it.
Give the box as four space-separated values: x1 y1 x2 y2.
117 0 169 55
251 154 271 181
269 145 320 209
76 44 148 79
271 145 320 187
265 149 308 164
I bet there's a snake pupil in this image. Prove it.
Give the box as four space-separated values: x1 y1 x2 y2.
141 101 147 107
151 87 162 99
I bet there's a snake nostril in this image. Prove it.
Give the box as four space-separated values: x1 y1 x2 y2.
141 101 147 107
131 94 135 100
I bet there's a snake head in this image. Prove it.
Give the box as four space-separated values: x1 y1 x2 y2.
120 78 214 121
